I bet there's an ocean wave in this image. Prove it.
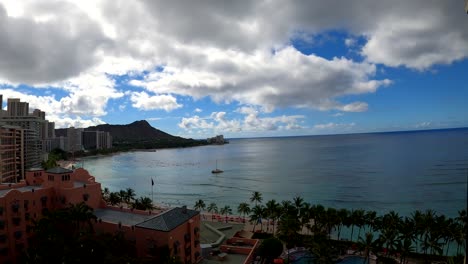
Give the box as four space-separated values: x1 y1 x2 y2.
417 181 467 186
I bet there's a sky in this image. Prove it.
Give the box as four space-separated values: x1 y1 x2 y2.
0 1 467 139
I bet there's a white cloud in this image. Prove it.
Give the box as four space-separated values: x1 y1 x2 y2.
132 46 390 112
314 122 356 130
415 121 432 129
0 0 466 128
130 91 182 112
178 115 213 130
194 108 202 113
178 110 304 134
50 115 106 128
332 112 344 117
341 102 368 112
345 38 356 47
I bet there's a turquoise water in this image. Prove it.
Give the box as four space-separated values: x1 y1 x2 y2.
82 128 468 218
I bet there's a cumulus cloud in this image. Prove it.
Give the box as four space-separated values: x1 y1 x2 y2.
130 91 182 112
194 108 202 113
0 1 110 84
179 109 304 134
0 0 467 129
131 46 390 112
50 115 106 128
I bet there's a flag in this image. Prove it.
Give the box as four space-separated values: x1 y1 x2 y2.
151 178 154 186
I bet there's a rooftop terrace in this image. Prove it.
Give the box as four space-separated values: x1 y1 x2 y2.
94 208 154 226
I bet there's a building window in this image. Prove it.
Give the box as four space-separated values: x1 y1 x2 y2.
12 217 21 226
48 175 54 181
0 235 6 243
0 220 4 230
184 233 191 242
25 213 30 221
24 200 29 210
173 241 180 255
83 194 89 201
11 203 19 213
14 231 22 239
0 247 7 256
0 207 3 216
41 196 47 207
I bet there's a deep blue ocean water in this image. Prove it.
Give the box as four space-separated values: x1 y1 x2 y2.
82 128 468 218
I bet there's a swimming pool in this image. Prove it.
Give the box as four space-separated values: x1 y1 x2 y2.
289 251 315 264
337 256 366 264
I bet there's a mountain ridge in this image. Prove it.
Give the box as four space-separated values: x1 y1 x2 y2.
55 120 206 149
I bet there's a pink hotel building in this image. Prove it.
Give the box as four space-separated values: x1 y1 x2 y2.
0 167 201 263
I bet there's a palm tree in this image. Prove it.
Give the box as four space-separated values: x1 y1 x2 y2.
421 209 436 255
277 209 301 247
455 209 467 255
207 202 218 221
354 209 366 241
109 192 122 206
358 232 379 264
411 210 423 252
364 210 377 233
220 205 232 223
237 202 251 223
397 238 415 264
101 188 110 202
125 188 136 204
250 191 263 207
379 211 402 256
336 208 349 240
250 205 264 232
292 196 304 215
299 202 311 235
132 197 154 210
118 190 127 206
265 200 280 234
194 199 206 212
68 202 97 234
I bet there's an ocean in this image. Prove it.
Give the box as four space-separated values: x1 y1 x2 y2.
82 128 468 218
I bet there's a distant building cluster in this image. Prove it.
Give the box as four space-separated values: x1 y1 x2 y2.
0 95 112 183
207 135 228 145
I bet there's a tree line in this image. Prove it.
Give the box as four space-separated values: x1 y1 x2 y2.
193 192 467 264
101 188 155 211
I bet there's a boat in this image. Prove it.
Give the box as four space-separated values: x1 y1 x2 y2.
211 160 224 174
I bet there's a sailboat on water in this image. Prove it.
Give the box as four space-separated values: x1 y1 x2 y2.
211 160 224 174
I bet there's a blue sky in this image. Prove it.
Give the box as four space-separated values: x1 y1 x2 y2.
0 1 467 138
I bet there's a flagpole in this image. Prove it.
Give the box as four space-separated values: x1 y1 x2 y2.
151 178 154 204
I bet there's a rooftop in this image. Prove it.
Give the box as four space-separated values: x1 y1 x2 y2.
136 207 199 232
94 208 154 226
0 185 42 198
46 167 73 174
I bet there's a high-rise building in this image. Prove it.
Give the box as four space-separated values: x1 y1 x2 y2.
82 131 112 150
67 127 83 153
0 96 53 175
7 99 29 117
0 125 24 183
